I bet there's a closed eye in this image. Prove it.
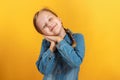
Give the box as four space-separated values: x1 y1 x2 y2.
42 24 47 29
49 17 53 21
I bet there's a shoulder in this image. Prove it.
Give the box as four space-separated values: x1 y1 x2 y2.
72 33 84 40
66 29 84 38
72 33 85 47
41 38 50 47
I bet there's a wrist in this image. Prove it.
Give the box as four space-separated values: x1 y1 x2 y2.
49 47 54 52
49 43 56 52
57 37 63 43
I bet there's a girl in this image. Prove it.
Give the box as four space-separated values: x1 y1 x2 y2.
33 8 85 80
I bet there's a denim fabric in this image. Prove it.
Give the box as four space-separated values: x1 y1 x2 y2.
36 30 85 80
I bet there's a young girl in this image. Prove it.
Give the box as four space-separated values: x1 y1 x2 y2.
33 8 85 80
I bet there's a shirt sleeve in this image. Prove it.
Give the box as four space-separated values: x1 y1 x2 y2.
35 39 56 75
56 33 85 68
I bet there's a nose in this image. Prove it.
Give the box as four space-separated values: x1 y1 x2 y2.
46 22 54 31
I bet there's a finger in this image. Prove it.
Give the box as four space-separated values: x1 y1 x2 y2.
45 37 51 42
43 35 47 38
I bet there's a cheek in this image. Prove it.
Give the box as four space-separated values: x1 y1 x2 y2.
56 20 62 27
57 23 62 30
42 28 54 35
36 24 43 32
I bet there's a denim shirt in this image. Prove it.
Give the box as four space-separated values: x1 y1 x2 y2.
36 31 85 80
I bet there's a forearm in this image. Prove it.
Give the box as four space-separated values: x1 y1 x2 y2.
56 34 85 68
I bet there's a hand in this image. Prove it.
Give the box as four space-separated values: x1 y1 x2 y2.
43 35 63 52
43 35 63 43
43 35 60 52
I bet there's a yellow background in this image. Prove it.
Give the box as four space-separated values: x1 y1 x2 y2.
0 0 120 80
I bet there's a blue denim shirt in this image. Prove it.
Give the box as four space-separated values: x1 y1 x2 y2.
36 31 85 80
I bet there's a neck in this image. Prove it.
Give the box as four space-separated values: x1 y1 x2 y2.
58 28 66 39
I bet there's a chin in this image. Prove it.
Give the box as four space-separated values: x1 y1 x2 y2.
54 29 61 36
46 33 58 36
54 26 62 35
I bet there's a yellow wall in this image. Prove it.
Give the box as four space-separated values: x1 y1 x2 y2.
0 0 120 80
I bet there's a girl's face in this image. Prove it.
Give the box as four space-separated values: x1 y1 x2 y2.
36 11 63 36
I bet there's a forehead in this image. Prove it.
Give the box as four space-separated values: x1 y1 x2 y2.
38 11 55 20
36 11 55 26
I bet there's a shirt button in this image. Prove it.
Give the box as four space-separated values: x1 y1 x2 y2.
57 70 61 74
48 57 51 60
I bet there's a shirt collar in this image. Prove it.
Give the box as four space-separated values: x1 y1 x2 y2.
63 32 72 44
